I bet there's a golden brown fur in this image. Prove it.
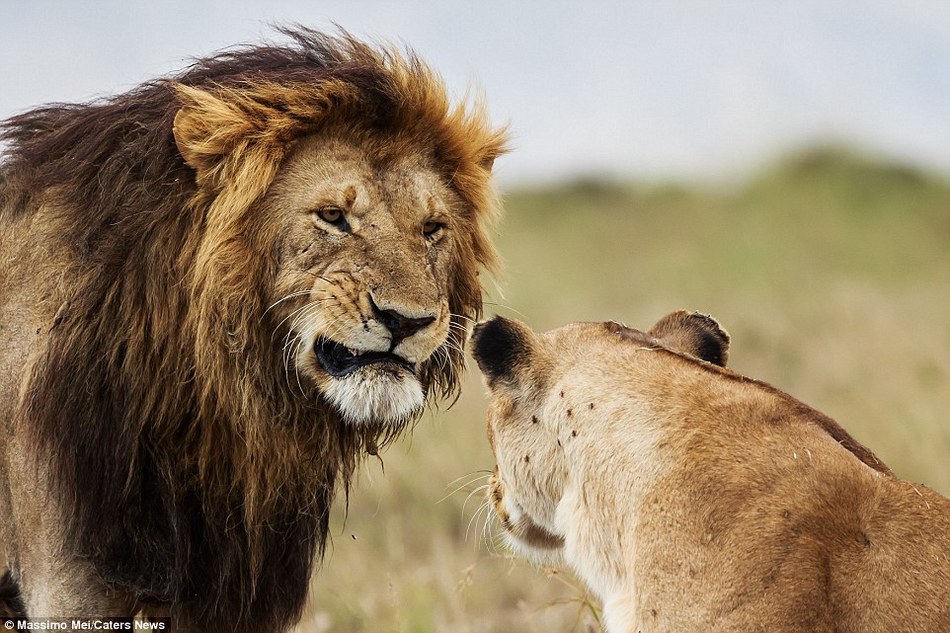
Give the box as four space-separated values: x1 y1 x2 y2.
472 312 950 633
0 28 506 631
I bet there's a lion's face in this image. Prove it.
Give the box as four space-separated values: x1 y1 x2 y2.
262 133 469 426
472 313 730 559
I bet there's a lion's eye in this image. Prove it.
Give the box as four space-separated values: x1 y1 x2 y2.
422 220 444 239
315 206 347 228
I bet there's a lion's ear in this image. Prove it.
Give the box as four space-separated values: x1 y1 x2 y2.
471 316 535 382
172 84 263 187
174 85 230 171
478 129 509 172
648 310 730 367
478 144 505 172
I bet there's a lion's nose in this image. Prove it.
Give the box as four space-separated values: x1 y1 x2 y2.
369 296 436 349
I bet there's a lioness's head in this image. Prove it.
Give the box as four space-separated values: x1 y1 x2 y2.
471 312 729 558
171 32 507 428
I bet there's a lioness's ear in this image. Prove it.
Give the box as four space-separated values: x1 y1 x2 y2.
648 310 730 367
471 316 535 382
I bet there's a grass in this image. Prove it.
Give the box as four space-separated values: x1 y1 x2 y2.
297 147 950 632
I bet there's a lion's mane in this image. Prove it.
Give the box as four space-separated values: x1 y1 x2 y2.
0 28 505 630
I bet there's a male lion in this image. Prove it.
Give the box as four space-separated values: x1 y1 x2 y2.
472 312 950 633
0 28 506 630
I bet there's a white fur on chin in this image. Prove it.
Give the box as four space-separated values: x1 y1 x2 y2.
323 367 425 425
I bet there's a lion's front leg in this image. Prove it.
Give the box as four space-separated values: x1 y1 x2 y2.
12 541 134 619
6 437 135 618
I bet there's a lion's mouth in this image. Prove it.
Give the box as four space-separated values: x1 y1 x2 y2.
315 338 415 377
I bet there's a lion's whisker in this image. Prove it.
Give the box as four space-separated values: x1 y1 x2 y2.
271 298 334 341
450 312 479 326
482 302 529 320
263 290 314 318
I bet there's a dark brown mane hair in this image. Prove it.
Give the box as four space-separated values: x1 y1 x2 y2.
1 27 506 631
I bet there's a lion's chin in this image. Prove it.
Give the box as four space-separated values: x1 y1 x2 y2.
321 367 426 426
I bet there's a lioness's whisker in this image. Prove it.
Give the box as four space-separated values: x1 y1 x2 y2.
438 475 490 506
462 482 491 513
466 498 492 544
483 511 505 556
443 469 493 492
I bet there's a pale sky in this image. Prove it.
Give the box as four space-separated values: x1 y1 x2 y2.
2 1 949 185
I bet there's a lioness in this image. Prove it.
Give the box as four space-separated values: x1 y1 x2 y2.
472 312 950 633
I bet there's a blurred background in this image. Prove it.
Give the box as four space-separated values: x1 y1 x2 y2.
3 3 949 632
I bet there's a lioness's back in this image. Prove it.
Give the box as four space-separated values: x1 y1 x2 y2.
634 363 950 631
833 477 950 631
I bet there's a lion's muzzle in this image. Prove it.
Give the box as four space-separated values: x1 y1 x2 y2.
369 295 437 352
